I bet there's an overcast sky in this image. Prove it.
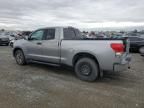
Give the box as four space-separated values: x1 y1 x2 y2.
0 0 144 30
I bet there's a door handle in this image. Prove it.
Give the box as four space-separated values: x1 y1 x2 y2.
36 42 42 45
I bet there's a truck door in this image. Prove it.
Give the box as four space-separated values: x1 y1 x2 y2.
26 29 46 61
41 28 60 63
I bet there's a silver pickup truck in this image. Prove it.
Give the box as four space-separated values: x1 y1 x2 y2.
13 27 131 81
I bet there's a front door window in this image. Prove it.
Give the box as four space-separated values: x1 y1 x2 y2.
30 30 44 40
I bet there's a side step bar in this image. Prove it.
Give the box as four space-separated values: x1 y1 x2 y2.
28 60 60 67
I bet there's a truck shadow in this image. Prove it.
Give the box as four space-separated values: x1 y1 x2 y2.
27 63 130 83
28 63 76 77
24 63 144 88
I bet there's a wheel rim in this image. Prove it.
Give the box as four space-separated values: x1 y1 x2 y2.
79 63 92 76
15 51 23 64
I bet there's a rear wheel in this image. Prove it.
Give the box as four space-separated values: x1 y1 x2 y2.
74 58 99 81
14 50 26 65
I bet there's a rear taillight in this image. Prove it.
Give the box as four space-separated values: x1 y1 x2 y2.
111 43 124 54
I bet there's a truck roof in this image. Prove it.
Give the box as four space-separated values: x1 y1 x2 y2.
38 26 76 30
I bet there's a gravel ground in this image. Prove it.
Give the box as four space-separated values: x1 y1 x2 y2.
0 46 144 108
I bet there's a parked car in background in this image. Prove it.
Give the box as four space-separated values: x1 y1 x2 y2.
140 35 144 39
111 34 126 39
139 46 144 56
9 38 16 47
128 36 144 52
21 31 32 36
9 34 23 47
9 34 15 41
0 32 10 46
5 32 18 47
96 35 107 38
13 27 131 81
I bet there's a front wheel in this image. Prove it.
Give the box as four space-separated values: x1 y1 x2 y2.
14 50 26 65
74 58 99 81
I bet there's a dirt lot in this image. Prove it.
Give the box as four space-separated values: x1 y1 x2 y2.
0 46 144 108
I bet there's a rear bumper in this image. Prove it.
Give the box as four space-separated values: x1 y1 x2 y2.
113 54 131 72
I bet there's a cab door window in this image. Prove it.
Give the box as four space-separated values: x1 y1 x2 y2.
30 30 44 40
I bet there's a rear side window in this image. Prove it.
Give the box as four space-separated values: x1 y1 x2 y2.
45 29 55 40
64 28 76 39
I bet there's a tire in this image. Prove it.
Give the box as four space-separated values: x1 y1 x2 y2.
74 58 99 81
139 46 144 54
14 50 26 65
